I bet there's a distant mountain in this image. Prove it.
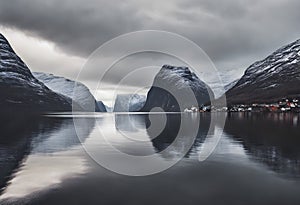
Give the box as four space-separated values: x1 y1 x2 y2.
141 65 214 112
0 33 72 113
113 94 146 112
33 72 106 112
226 39 300 105
104 104 113 112
97 101 107 112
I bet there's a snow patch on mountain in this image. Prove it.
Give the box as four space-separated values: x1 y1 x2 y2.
0 33 72 112
245 39 300 78
226 38 300 104
141 65 213 112
113 94 146 112
33 72 106 112
224 79 239 91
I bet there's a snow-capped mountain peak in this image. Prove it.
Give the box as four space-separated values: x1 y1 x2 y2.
226 38 300 104
0 33 33 77
33 72 106 112
0 33 72 112
141 65 214 112
113 94 146 112
245 39 300 76
156 65 205 89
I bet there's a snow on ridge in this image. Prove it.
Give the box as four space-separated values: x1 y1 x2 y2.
157 65 207 90
33 72 104 112
246 38 300 76
224 79 239 92
0 33 32 77
113 94 146 112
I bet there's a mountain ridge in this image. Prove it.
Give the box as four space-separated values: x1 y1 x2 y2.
225 38 300 105
0 33 73 113
33 72 106 112
141 65 214 112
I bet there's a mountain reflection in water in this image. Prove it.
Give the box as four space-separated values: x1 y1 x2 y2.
0 113 300 205
225 112 300 178
0 115 95 200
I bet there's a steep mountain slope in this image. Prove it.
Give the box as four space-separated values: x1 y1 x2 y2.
226 39 300 105
0 33 72 112
97 101 107 112
141 65 214 112
33 72 106 112
224 79 239 92
113 94 146 112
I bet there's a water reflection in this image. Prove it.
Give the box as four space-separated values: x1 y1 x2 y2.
0 115 95 200
0 116 57 194
115 114 145 132
114 112 300 178
224 112 300 178
1 113 300 204
31 117 95 153
0 151 87 200
114 113 212 159
145 114 210 159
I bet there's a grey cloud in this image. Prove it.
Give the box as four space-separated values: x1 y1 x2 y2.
0 0 300 82
145 0 300 69
176 0 251 19
0 0 144 57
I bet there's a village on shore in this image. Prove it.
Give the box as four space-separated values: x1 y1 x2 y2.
184 98 300 113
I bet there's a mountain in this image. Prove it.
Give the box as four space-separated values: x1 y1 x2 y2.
97 101 107 112
226 39 300 105
113 94 146 112
33 72 106 112
224 79 239 92
140 65 214 112
104 104 113 112
0 33 72 113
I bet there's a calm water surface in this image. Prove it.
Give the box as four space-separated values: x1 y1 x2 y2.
0 113 300 205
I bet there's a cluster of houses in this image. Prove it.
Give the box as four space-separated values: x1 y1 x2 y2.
184 98 300 113
227 98 300 112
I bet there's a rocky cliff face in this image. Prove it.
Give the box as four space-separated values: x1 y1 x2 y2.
33 72 106 112
140 65 214 112
0 33 72 113
226 39 300 105
113 94 146 112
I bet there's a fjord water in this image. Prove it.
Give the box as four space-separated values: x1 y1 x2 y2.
0 113 300 205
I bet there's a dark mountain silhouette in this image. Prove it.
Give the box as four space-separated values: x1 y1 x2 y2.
141 65 214 112
0 33 72 113
226 39 300 105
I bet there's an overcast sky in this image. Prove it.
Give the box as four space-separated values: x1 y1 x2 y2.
1 0 300 103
